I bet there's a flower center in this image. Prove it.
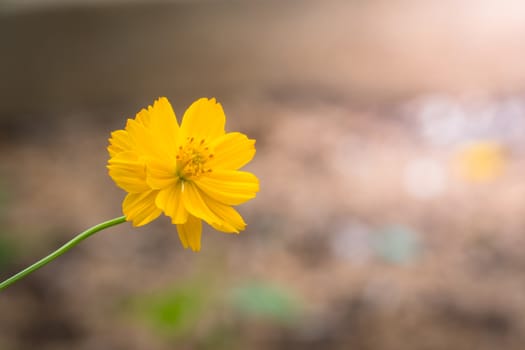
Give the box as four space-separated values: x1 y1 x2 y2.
176 137 214 180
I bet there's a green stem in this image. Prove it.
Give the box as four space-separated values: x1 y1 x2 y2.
0 216 127 291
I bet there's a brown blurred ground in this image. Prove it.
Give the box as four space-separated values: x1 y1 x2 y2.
2 1 525 349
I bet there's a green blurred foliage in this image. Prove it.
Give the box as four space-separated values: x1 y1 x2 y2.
0 178 16 270
230 282 302 324
372 225 421 264
0 236 16 270
128 281 212 337
125 277 303 349
0 182 7 214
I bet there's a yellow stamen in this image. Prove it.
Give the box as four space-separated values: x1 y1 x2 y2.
176 137 214 179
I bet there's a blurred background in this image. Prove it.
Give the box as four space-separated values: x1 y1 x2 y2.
2 0 525 349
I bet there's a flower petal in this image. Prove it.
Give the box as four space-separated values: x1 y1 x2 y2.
204 195 247 233
194 170 259 205
108 151 149 193
121 98 178 160
108 129 133 157
155 181 189 224
146 157 178 190
176 215 202 251
208 132 256 170
125 118 162 159
181 182 222 225
123 190 162 227
147 97 179 154
180 98 225 141
135 108 151 127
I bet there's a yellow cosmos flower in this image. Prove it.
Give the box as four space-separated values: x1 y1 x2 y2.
455 140 506 183
107 97 259 251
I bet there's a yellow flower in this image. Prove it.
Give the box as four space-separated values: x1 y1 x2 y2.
107 97 259 251
455 140 506 183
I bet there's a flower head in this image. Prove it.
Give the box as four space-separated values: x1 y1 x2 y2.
107 97 259 251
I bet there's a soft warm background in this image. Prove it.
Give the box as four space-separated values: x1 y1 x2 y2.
2 1 525 349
